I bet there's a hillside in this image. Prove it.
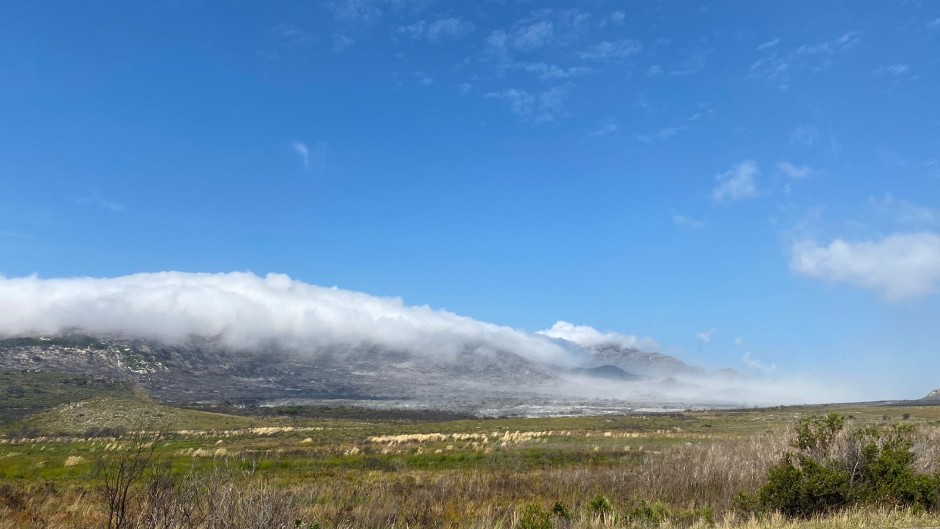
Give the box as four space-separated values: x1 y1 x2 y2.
0 332 750 415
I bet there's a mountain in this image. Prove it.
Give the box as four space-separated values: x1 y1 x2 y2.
0 332 737 415
921 389 940 401
584 342 705 378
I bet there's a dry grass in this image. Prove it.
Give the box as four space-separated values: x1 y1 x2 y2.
3 410 940 528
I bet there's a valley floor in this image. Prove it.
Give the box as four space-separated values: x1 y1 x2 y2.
3 394 940 528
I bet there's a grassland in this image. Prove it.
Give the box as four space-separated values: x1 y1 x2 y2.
2 375 940 528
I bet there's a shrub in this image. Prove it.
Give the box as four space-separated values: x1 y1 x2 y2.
515 504 552 529
550 501 571 520
588 494 612 517
751 414 940 518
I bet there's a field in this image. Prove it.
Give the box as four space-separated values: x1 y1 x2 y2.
2 371 940 529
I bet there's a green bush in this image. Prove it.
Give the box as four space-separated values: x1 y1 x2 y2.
751 414 940 518
588 494 613 517
515 504 552 529
550 501 571 520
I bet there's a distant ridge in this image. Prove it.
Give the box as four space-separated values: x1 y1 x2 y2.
922 389 940 401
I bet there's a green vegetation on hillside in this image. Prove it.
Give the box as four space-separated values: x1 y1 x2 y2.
0 370 138 424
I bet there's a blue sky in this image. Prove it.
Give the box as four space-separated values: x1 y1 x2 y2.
2 1 939 398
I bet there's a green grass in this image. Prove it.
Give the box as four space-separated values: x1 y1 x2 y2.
3 394 940 528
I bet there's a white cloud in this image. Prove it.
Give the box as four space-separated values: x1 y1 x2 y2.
427 17 475 41
272 23 315 47
696 328 715 351
790 125 820 146
486 85 569 123
399 17 475 41
490 9 590 54
756 37 781 51
484 30 509 56
741 352 777 374
873 63 910 76
398 20 426 39
870 195 936 225
672 214 704 229
777 161 813 179
790 233 940 301
636 125 686 144
711 160 759 203
79 192 126 213
797 30 860 55
579 39 643 61
512 20 555 51
929 17 940 29
458 82 472 95
601 11 626 26
292 141 310 169
647 65 663 76
588 118 617 137
0 272 580 366
323 0 383 25
516 62 593 81
332 34 356 54
414 71 434 86
537 321 657 351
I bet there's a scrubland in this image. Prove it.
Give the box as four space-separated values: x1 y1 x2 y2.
2 397 940 529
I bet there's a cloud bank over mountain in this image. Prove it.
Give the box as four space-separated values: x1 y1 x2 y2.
0 271 592 366
0 271 866 407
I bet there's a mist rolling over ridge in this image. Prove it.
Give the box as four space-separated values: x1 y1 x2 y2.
0 271 861 414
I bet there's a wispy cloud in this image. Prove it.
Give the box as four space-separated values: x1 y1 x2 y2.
414 71 434 86
487 8 590 55
796 30 861 55
272 23 315 46
696 328 716 351
756 37 781 51
578 39 643 61
873 63 910 77
332 34 356 54
790 125 820 146
600 11 626 27
486 85 569 123
791 232 940 301
79 192 126 213
398 17 475 42
870 195 936 225
322 0 384 26
712 160 759 203
741 352 777 374
512 20 555 51
514 62 594 81
751 31 860 89
588 118 618 137
777 161 813 179
636 125 687 144
292 141 310 170
672 214 705 229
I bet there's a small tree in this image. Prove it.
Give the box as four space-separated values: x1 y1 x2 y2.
95 427 164 529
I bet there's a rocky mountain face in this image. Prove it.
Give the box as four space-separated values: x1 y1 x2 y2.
584 343 704 378
922 389 940 401
0 333 724 414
